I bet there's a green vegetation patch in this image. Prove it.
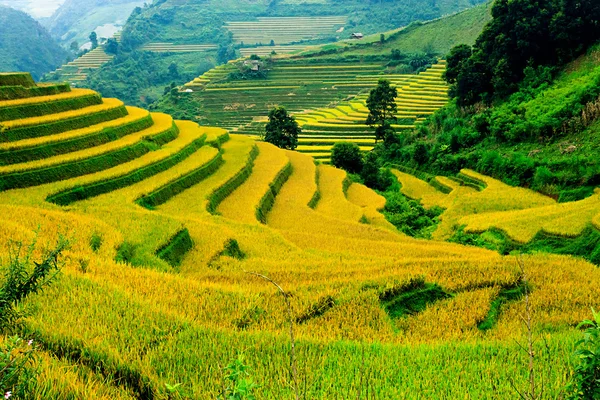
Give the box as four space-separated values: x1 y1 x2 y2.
155 228 194 268
0 83 70 101
451 225 600 266
207 144 259 214
296 295 337 324
208 238 246 269
378 277 452 320
0 73 35 88
256 162 293 224
478 281 528 331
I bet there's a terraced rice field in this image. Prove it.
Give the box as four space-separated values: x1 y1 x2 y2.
45 33 122 85
225 16 347 45
184 61 448 162
141 43 218 53
0 72 598 398
236 61 448 162
240 45 309 56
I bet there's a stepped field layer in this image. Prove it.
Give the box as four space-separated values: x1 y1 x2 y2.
184 59 448 162
0 72 597 398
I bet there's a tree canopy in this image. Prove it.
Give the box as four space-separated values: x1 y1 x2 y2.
366 79 398 143
446 0 600 106
264 107 300 150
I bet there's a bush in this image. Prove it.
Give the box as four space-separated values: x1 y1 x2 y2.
331 142 363 174
566 309 600 399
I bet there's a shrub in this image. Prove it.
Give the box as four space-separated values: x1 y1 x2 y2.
566 309 600 399
331 142 363 174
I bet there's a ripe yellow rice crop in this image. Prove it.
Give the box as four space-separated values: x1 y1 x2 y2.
346 182 396 231
0 98 124 130
267 152 400 243
218 141 289 224
86 122 219 205
432 169 556 239
0 106 149 151
460 189 600 243
315 165 363 223
159 135 256 217
392 169 448 209
0 88 97 108
0 112 174 174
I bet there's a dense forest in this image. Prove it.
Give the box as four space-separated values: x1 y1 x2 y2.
0 6 69 80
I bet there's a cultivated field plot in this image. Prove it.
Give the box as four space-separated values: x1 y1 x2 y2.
184 60 448 162
0 73 598 398
45 33 121 85
141 43 218 53
225 16 347 45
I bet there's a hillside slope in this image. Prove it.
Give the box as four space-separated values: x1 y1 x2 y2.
0 72 598 398
81 0 487 107
46 0 144 46
0 6 69 80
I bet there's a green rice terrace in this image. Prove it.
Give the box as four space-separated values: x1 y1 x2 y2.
225 16 348 45
182 59 448 162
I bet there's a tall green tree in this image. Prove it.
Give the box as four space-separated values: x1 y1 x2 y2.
264 107 300 150
89 31 98 49
366 79 398 143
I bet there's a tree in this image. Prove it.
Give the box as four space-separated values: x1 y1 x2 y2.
69 41 79 53
105 38 118 55
168 62 179 78
264 107 300 150
380 34 385 44
443 44 471 84
89 31 98 49
331 142 363 174
366 79 398 143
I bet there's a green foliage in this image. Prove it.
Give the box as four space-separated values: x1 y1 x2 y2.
331 142 364 174
566 309 600 399
381 281 452 320
155 229 194 268
0 74 35 88
0 83 71 102
219 355 259 400
89 32 98 50
105 38 119 55
477 282 527 331
89 232 103 253
366 80 398 143
0 8 69 80
0 237 69 331
115 242 137 264
360 152 394 192
264 107 300 150
207 146 259 214
0 336 37 400
382 191 443 239
256 162 293 224
447 0 600 105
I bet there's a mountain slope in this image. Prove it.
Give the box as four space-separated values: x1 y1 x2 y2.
0 6 69 80
46 0 144 46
